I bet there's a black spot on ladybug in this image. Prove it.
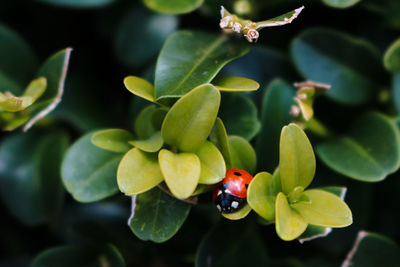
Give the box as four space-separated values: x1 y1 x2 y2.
234 171 242 176
245 184 248 189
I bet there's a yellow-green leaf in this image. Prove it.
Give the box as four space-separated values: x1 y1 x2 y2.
124 76 155 102
247 172 276 221
23 77 47 100
279 123 315 194
196 141 226 184
213 76 259 92
117 148 163 195
229 135 256 173
291 189 352 227
275 192 307 241
222 204 252 220
129 131 163 153
161 84 220 152
209 117 232 168
91 129 134 153
158 149 201 199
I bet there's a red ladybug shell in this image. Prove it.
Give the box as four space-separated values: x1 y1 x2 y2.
213 169 253 200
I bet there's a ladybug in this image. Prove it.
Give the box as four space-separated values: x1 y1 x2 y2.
213 168 254 213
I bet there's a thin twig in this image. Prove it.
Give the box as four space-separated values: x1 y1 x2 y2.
23 47 73 132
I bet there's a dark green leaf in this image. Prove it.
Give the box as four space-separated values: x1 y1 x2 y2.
229 135 256 173
256 79 295 172
129 188 191 243
155 31 249 99
322 0 361 8
219 93 261 140
384 38 400 73
0 23 38 94
0 131 68 225
143 0 204 14
196 220 269 267
317 112 400 181
38 0 115 8
291 28 385 105
393 74 400 114
62 131 123 202
342 231 400 267
31 244 125 267
115 9 177 67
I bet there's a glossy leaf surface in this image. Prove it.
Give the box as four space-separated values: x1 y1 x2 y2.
91 129 134 153
117 148 163 195
161 84 220 152
292 189 352 227
228 135 256 174
62 131 122 202
247 172 279 221
275 192 308 241
291 28 384 105
159 149 201 199
143 0 203 14
317 112 400 181
129 131 164 153
130 188 191 243
213 76 259 92
196 141 226 184
155 31 248 99
124 76 155 102
280 123 316 194
384 38 400 73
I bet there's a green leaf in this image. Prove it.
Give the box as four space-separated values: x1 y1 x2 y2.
322 0 361 8
159 149 201 199
0 93 33 112
384 38 400 73
129 188 191 243
31 244 125 267
317 112 400 181
247 172 278 221
129 131 164 153
196 220 269 267
162 84 220 152
134 105 158 139
23 77 47 100
275 192 307 241
210 117 232 168
124 76 155 102
213 76 259 92
91 129 134 153
221 204 252 220
393 73 400 114
291 28 385 105
24 48 72 131
291 189 352 227
115 9 177 68
342 231 400 267
38 0 115 8
117 148 163 195
219 93 261 140
196 141 226 184
0 23 38 94
155 31 249 99
279 123 316 194
143 0 204 14
298 186 348 243
256 79 295 172
0 131 68 225
228 135 256 173
62 131 122 202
